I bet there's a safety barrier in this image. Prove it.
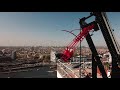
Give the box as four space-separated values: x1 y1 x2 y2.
57 60 79 78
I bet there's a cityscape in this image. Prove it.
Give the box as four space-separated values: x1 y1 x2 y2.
0 12 120 78
0 45 111 78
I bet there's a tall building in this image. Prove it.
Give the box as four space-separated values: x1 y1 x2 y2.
50 50 56 63
0 50 3 57
103 52 112 63
108 52 112 63
1 49 5 54
11 50 17 60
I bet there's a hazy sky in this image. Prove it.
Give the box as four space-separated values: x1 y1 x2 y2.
0 12 120 46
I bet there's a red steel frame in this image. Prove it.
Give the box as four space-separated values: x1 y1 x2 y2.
61 24 95 62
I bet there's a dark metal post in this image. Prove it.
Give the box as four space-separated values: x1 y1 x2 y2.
79 28 82 78
86 33 107 78
79 16 107 78
93 12 120 78
92 54 97 78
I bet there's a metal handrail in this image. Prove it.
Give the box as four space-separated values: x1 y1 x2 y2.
57 60 78 78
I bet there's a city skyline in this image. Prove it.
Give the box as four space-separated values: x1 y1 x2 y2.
0 12 120 47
